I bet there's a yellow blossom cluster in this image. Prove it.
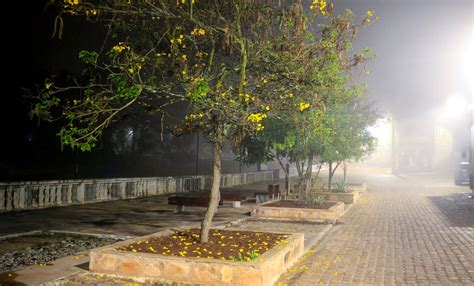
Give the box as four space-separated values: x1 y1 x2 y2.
240 93 256 102
156 52 171 58
127 64 142 74
247 113 267 123
255 123 265 131
310 0 327 15
191 28 206 36
185 112 205 120
366 10 374 23
170 34 185 45
64 0 79 5
195 51 208 58
85 8 97 16
177 0 195 5
111 42 130 53
299 102 311 111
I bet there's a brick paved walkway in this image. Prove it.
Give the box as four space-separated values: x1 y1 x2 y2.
282 173 474 285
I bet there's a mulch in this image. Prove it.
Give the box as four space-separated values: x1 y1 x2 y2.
117 228 288 261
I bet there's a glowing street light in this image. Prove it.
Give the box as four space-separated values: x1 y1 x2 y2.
444 96 467 118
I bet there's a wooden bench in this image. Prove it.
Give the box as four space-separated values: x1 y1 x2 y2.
221 193 247 208
168 195 223 213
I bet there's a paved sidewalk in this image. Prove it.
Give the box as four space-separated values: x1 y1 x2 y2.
281 172 474 285
0 180 283 237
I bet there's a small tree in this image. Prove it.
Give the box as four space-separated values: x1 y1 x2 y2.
238 9 377 198
320 94 379 191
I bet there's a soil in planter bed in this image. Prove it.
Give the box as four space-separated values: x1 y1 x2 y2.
265 200 336 209
117 228 288 261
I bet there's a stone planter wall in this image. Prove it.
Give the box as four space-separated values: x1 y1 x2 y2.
347 182 367 192
314 190 362 204
89 229 304 286
251 200 345 222
0 170 274 213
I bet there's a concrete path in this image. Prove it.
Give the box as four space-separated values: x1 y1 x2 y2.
282 171 474 285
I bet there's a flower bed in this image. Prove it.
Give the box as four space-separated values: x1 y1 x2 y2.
89 228 304 286
251 200 344 222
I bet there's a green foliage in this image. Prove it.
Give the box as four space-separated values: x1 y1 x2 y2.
333 180 348 193
229 250 260 262
303 194 325 206
79 50 98 66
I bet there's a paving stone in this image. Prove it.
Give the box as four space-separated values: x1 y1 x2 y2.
280 172 474 285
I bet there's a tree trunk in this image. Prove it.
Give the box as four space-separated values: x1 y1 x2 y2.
276 156 290 196
328 161 342 192
343 160 348 182
200 124 222 243
295 160 306 199
311 163 323 190
303 152 314 195
328 161 333 192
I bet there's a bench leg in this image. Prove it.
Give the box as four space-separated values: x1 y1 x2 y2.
232 201 241 208
174 205 185 213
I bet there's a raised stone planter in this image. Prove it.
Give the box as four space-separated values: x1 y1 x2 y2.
314 190 362 204
347 182 367 193
89 229 304 286
251 200 344 222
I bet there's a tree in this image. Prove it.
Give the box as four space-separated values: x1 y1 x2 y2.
29 0 347 242
238 8 377 198
319 93 379 191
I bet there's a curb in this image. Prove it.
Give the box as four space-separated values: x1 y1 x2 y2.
0 229 133 241
304 223 333 251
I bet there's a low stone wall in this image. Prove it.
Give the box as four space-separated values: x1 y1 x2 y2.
314 190 362 204
0 171 274 213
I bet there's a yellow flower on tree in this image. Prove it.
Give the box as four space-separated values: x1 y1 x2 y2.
247 113 267 123
111 42 130 53
310 0 328 15
299 102 311 111
191 28 206 36
365 10 375 23
64 0 79 5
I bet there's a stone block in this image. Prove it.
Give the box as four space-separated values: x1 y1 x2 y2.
18 187 26 209
316 190 362 204
76 183 85 203
38 186 45 207
0 188 5 211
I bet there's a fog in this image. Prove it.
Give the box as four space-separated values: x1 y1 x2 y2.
345 0 473 174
